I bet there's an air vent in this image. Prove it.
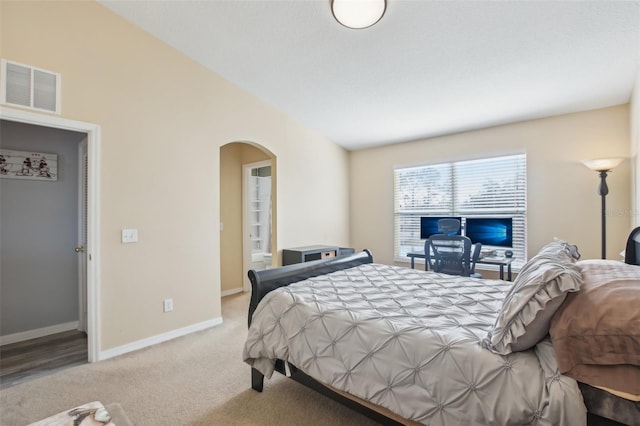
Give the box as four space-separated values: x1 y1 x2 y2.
1 59 60 114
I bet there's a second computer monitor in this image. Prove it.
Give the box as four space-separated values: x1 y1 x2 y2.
465 217 513 247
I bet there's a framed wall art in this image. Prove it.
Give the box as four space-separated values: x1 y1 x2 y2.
0 149 58 181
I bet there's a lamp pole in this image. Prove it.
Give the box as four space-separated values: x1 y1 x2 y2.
583 158 622 260
598 170 609 259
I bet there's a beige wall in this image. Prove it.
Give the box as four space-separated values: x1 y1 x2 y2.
220 143 243 294
350 106 631 268
1 1 349 352
631 68 640 228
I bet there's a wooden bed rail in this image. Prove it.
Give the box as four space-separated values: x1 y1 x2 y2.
247 249 373 394
247 249 373 327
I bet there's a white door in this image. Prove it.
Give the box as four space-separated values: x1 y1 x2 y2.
77 140 88 332
243 160 272 292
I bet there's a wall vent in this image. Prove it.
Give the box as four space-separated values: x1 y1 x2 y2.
1 59 61 114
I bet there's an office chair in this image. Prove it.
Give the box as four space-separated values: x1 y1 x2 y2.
438 218 461 234
469 242 483 278
426 234 476 277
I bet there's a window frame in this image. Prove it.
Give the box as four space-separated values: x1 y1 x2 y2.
393 154 527 270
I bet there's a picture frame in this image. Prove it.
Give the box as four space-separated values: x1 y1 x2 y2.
0 149 58 181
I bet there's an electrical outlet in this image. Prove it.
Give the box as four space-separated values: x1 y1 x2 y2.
163 298 173 312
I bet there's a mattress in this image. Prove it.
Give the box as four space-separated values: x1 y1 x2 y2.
243 263 586 425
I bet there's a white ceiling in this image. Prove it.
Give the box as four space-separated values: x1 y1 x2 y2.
99 0 640 151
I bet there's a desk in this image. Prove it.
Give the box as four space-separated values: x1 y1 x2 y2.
406 251 514 281
283 245 355 266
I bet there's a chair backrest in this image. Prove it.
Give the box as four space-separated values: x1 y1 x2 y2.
426 234 473 277
438 218 461 234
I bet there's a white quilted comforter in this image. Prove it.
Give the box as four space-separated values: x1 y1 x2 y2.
243 263 586 425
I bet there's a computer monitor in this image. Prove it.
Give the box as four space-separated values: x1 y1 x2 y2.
420 216 461 239
465 217 513 247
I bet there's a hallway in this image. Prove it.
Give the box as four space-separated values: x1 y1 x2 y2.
0 330 87 389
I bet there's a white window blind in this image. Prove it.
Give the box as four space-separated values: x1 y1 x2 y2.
394 154 527 268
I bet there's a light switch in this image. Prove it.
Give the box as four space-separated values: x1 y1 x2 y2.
121 228 138 243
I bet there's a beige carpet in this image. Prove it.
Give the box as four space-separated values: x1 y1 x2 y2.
0 293 379 425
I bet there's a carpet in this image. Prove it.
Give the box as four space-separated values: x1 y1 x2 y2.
191 376 378 426
0 293 378 425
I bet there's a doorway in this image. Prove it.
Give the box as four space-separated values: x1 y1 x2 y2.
0 107 100 363
219 142 276 298
243 161 272 291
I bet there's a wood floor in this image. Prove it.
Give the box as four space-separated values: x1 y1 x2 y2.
0 330 87 389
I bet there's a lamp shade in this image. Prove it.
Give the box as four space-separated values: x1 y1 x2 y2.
332 0 386 29
583 158 624 172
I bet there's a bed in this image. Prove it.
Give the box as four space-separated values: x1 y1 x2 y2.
243 236 640 425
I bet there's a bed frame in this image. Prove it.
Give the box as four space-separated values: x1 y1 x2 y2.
247 249 637 426
247 250 406 424
247 249 374 392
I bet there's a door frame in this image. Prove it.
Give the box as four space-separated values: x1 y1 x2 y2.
0 106 101 363
78 140 88 332
242 160 272 292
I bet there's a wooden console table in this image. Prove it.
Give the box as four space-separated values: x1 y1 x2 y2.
283 245 354 266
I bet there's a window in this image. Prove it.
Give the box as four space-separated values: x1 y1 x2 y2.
394 154 527 268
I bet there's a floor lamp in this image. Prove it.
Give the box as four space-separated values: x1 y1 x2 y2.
583 158 623 259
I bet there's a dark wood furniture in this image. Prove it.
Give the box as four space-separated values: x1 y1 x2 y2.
248 249 635 426
282 245 353 266
248 250 410 424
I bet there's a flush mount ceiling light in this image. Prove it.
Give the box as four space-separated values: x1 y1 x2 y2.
332 0 386 29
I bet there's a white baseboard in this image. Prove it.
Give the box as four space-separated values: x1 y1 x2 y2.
221 288 243 297
99 316 223 361
0 321 79 346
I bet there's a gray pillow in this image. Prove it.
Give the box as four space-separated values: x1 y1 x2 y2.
483 239 583 354
537 238 581 261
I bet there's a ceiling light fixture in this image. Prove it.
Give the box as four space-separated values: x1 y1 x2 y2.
331 0 386 29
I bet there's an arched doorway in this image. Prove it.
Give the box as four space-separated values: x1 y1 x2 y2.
219 142 276 297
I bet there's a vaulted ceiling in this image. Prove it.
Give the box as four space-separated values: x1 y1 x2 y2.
100 0 640 150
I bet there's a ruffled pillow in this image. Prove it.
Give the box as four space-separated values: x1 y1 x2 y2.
483 239 583 354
